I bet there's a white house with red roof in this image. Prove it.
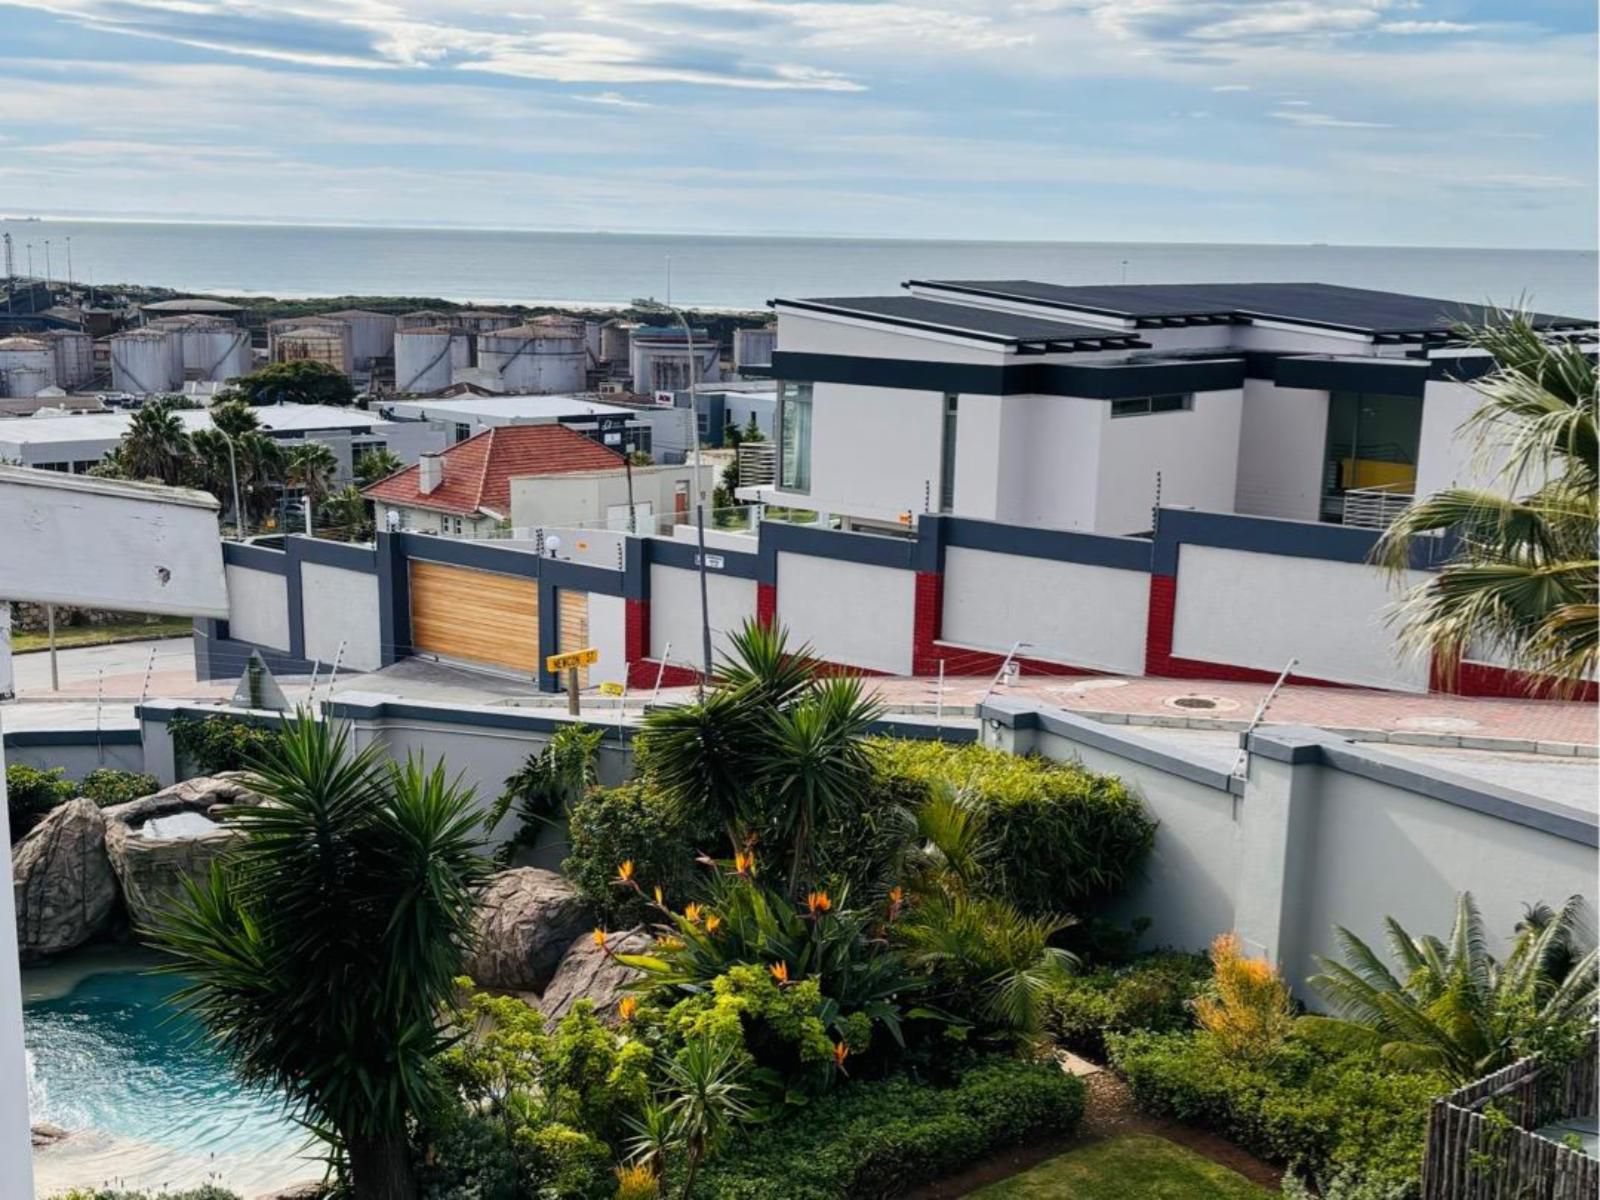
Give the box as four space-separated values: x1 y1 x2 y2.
362 424 625 537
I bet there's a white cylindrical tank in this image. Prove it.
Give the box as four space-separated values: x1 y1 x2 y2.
268 317 353 374
477 324 586 393
453 310 521 334
109 330 182 395
0 336 58 397
734 326 776 371
397 309 450 330
599 320 636 365
584 320 602 363
41 330 94 389
394 326 465 393
323 309 396 367
186 323 252 381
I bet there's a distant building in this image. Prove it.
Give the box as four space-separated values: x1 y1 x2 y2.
138 297 244 323
363 424 625 537
758 281 1596 534
379 392 649 456
509 458 717 536
673 381 777 448
629 326 723 395
0 403 445 482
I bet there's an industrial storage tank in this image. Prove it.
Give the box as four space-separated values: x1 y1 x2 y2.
599 319 636 365
151 316 252 382
269 318 354 375
453 310 521 334
322 309 396 368
109 329 183 395
734 326 776 371
41 330 95 389
394 326 469 394
476 323 586 394
0 336 57 398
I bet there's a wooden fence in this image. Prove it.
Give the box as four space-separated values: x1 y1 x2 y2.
1422 1044 1598 1200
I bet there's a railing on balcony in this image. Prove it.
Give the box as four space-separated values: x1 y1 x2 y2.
1342 482 1414 529
737 442 777 488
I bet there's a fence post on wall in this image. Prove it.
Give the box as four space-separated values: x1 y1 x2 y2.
935 659 945 733
651 642 671 706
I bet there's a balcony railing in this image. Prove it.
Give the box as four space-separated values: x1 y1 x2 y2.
1342 483 1414 530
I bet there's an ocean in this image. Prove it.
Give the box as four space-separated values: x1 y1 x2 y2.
3 219 1596 317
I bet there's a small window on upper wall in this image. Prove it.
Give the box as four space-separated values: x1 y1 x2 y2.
1110 394 1194 418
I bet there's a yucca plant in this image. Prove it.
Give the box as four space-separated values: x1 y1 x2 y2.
1304 892 1598 1081
1375 312 1597 692
149 714 490 1199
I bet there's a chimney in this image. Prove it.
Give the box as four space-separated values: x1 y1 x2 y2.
418 452 443 494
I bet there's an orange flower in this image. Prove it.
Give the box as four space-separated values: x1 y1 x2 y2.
769 961 789 985
616 860 635 883
618 996 639 1023
592 928 609 949
806 891 832 916
705 913 723 933
734 850 757 877
653 885 665 907
889 886 903 905
656 935 686 951
683 903 703 925
832 1042 850 1073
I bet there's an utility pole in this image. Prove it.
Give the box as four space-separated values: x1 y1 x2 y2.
65 236 73 293
43 240 51 294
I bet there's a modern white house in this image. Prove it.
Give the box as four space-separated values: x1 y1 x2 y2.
755 282 1595 535
508 458 717 535
0 403 447 483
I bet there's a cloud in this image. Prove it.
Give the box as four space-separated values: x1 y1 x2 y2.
574 90 652 108
1379 20 1478 35
1210 83 1252 91
1270 109 1393 128
1091 1 1393 45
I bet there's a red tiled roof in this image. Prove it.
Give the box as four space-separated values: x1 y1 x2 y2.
362 424 624 517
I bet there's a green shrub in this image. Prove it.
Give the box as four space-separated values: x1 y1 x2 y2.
518 1123 613 1199
565 780 716 924
1108 1029 1447 1197
418 1111 522 1200
77 768 161 807
6 763 73 841
1045 950 1210 1058
686 1056 1085 1199
869 739 1156 914
169 713 280 774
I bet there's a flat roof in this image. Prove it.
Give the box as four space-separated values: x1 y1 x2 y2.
383 394 636 422
909 280 1595 337
0 403 395 447
139 297 244 314
775 295 1149 348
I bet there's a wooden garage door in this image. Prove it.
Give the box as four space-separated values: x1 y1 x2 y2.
409 559 539 674
558 590 590 687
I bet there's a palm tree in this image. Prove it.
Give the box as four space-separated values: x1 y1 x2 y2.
286 441 340 516
149 716 490 1199
1304 892 1598 1081
637 619 882 893
321 484 374 541
657 1036 750 1198
355 447 404 489
210 399 262 439
118 399 193 485
1375 313 1597 692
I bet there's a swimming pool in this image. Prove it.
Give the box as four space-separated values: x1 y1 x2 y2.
25 954 320 1195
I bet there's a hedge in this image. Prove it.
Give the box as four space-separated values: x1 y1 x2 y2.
688 1056 1086 1199
1044 951 1210 1059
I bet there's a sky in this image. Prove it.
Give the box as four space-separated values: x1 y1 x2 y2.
0 0 1594 247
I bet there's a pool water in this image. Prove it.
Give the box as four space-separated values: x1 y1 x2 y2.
25 963 315 1191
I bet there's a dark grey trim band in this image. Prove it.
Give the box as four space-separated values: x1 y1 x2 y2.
1267 354 1430 398
221 541 288 574
942 515 1153 573
1152 507 1454 575
758 519 917 581
770 351 1245 399
647 537 762 581
4 728 142 747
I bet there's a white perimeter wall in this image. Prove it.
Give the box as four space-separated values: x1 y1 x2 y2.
301 562 381 671
588 592 627 688
776 553 915 674
1415 379 1517 500
1096 389 1243 535
649 564 756 666
941 546 1149 675
1171 545 1430 690
1234 382 1328 522
224 564 289 651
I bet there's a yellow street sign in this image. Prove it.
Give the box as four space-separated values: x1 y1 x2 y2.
598 681 625 697
547 647 600 672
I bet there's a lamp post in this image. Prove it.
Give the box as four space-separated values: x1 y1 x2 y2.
220 431 244 538
649 301 713 684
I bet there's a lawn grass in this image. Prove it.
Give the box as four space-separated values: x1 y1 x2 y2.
968 1133 1273 1199
12 616 193 653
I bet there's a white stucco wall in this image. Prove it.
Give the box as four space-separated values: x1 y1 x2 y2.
224 563 290 651
1170 544 1430 690
649 564 757 666
1233 381 1329 522
300 562 381 671
1095 389 1243 535
776 552 915 674
588 592 627 688
940 546 1149 675
1009 396 1105 530
807 382 944 521
1414 379 1513 500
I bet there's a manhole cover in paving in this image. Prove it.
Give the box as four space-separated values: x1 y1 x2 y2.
1162 694 1241 713
1396 715 1480 732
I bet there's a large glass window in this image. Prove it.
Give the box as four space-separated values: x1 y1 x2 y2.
778 381 813 493
1110 393 1193 418
939 393 959 512
1321 391 1423 521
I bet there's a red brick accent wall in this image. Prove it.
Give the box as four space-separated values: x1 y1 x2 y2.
1433 652 1598 702
756 582 777 627
910 569 1101 679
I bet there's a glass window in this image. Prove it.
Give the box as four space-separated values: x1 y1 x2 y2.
778 381 813 493
454 423 472 443
939 393 959 513
1110 394 1193 418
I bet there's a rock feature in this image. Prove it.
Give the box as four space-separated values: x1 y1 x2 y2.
540 926 652 1024
103 774 263 932
464 867 592 993
13 798 119 963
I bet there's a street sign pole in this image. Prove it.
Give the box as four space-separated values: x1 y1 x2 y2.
567 668 580 716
